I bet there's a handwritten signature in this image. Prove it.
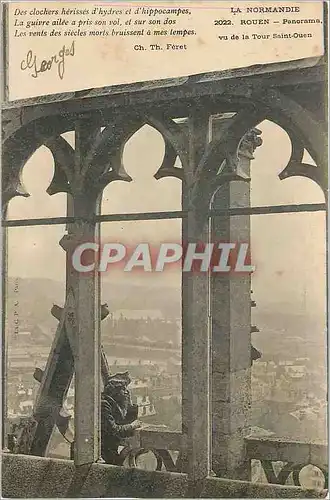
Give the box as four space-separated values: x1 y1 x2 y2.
20 40 75 80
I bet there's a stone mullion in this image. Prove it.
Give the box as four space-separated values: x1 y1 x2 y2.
66 220 101 465
185 112 212 494
210 119 262 479
180 117 190 437
64 119 102 465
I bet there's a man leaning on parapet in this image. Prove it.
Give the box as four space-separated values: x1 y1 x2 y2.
101 371 142 465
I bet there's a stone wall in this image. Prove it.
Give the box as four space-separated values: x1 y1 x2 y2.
2 454 327 498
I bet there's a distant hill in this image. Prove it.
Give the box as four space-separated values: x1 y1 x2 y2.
5 277 325 360
252 306 326 359
5 277 181 335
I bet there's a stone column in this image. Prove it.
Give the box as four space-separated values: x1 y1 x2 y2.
210 118 262 479
183 112 212 495
61 119 102 465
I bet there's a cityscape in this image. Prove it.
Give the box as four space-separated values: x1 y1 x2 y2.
6 276 327 458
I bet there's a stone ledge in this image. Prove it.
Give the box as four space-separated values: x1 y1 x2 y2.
2 453 328 498
202 477 327 499
245 437 328 468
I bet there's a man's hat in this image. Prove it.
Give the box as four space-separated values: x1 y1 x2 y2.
104 371 131 393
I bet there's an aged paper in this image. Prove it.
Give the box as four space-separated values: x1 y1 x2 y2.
5 1 325 99
1 1 328 499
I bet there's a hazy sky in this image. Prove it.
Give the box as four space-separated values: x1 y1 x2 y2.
6 119 326 317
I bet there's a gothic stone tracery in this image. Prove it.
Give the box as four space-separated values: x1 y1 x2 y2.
2 57 327 478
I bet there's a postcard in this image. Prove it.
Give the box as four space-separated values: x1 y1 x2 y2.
1 1 328 498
